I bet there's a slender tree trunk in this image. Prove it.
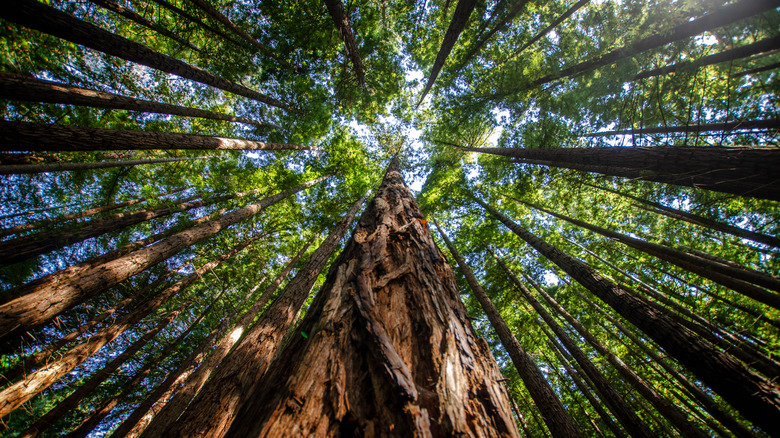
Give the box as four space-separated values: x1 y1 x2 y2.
733 60 780 77
585 183 780 248
89 0 202 52
517 198 780 307
0 175 331 341
0 121 315 152
145 0 246 47
222 158 520 437
583 118 780 137
492 254 655 437
324 0 367 87
0 156 204 175
0 234 259 420
476 195 780 435
417 0 478 106
136 234 318 437
524 272 708 437
155 192 368 438
0 73 280 129
515 0 589 55
0 0 298 112
458 144 780 201
435 222 582 437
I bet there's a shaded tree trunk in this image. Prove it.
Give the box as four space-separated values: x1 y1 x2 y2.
0 73 280 129
476 195 780 435
222 158 520 437
457 144 780 201
324 0 366 87
515 0 589 55
435 222 582 437
0 0 297 112
583 118 780 137
0 121 315 152
0 175 331 341
155 193 368 438
147 0 245 47
0 156 204 175
733 60 780 77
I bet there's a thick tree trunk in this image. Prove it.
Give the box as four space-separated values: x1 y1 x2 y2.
155 193 368 438
0 73 279 129
0 121 315 152
0 235 259 420
0 0 297 112
417 0 478 106
458 144 780 201
524 273 708 437
324 0 367 87
223 158 520 437
0 175 331 341
517 199 780 307
492 254 655 437
435 222 582 437
89 0 202 52
583 118 780 137
476 196 780 435
137 234 318 437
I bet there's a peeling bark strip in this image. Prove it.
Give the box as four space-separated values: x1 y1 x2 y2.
324 0 366 87
0 121 314 152
0 0 297 113
476 196 780 435
435 223 582 438
459 144 780 201
0 175 331 341
225 158 520 437
0 73 280 129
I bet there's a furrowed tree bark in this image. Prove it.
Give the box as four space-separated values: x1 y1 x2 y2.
89 0 203 52
156 193 367 438
0 234 259 420
584 183 780 248
63 286 227 438
0 156 205 175
136 234 318 437
324 0 366 87
583 119 780 137
0 0 298 112
492 254 655 438
476 195 780 435
224 158 520 437
147 0 246 48
523 273 709 437
0 175 331 341
456 144 780 201
0 121 315 152
0 72 280 129
417 0 478 106
434 222 582 437
517 199 780 307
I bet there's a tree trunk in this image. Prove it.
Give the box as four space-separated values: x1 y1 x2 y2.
492 254 655 437
146 0 246 48
524 273 708 437
458 144 780 201
89 0 202 52
733 60 780 77
136 234 318 437
435 222 582 437
583 118 780 137
0 175 331 341
0 156 204 175
476 195 780 435
0 121 315 152
517 198 780 307
0 73 280 129
585 183 780 248
0 0 298 112
324 0 367 87
417 0 478 106
515 0 589 55
0 186 187 238
0 234 259 420
154 192 368 438
222 158 520 437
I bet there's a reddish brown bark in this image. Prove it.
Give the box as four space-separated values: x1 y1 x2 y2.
0 175 331 341
224 158 520 437
0 121 316 152
0 73 279 129
435 222 582 437
0 0 298 112
476 196 780 435
324 0 366 87
0 155 203 174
